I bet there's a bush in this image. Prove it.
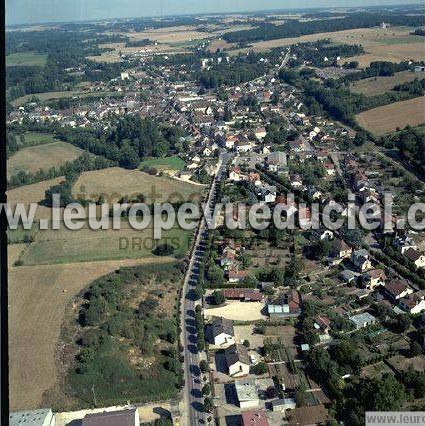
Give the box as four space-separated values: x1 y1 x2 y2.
252 362 268 375
200 360 209 373
153 243 175 256
211 290 225 305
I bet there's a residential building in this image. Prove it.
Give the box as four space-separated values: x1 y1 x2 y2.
235 380 259 409
330 238 352 259
399 292 425 314
82 409 139 426
241 410 269 425
10 409 55 426
211 317 235 346
222 288 263 302
394 234 418 254
286 405 329 426
268 290 301 319
362 269 387 290
266 151 287 172
384 279 414 301
404 248 425 268
271 398 297 413
228 268 250 283
314 315 331 335
225 344 251 377
349 312 377 329
351 249 372 272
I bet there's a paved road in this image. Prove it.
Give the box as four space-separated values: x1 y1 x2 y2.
180 153 230 425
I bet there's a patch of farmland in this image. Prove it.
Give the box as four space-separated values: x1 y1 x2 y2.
72 167 204 204
20 222 191 265
355 95 425 135
7 141 83 177
350 71 423 97
227 26 424 67
7 176 64 221
6 51 48 67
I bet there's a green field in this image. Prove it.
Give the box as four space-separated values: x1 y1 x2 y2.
140 155 185 171
7 141 83 177
7 224 37 244
11 90 120 107
21 131 58 146
6 52 48 67
20 222 191 265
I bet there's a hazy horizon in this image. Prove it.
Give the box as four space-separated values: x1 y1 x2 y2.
6 0 424 26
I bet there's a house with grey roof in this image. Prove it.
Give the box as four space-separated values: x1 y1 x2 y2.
211 317 235 346
225 343 251 377
349 312 376 330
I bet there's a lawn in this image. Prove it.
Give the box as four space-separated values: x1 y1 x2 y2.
7 141 83 177
140 155 185 171
20 131 59 146
6 51 48 67
20 222 191 265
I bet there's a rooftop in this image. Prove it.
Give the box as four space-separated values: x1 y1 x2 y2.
235 379 259 402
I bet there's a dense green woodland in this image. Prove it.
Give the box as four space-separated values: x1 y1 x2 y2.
224 12 425 43
289 40 364 68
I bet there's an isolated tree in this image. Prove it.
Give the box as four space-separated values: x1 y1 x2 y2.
211 290 225 306
203 397 214 413
202 384 211 395
199 360 209 373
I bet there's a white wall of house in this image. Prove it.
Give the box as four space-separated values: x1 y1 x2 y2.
214 333 235 346
229 361 250 377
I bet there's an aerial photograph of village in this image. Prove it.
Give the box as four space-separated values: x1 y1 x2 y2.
3 0 425 425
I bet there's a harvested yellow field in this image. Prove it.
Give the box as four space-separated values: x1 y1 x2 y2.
7 244 26 268
8 256 177 410
73 167 204 204
356 96 425 135
350 71 423 97
7 142 83 178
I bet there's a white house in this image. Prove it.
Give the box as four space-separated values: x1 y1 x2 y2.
351 249 372 272
235 140 253 153
235 379 259 409
211 317 235 346
349 312 376 329
225 343 251 377
405 248 425 268
399 292 425 314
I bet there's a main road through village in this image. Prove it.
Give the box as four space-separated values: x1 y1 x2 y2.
180 152 230 425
